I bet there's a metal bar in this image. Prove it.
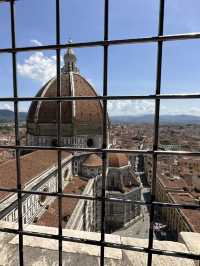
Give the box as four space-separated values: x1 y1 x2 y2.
100 1 109 265
55 0 62 265
0 0 199 265
147 1 165 265
0 0 17 2
1 32 200 53
2 145 200 156
0 226 198 261
1 93 200 101
10 1 24 265
0 186 200 210
0 145 154 153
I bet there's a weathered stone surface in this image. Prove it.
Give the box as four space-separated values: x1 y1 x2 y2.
0 222 198 266
121 236 195 266
179 232 200 266
0 222 18 266
179 232 200 255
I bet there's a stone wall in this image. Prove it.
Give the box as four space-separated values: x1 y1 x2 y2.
66 178 95 231
179 232 200 266
104 186 141 233
94 175 141 233
0 158 72 226
27 132 102 148
0 221 198 266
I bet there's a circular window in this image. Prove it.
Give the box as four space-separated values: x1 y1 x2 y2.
87 138 94 147
51 139 57 146
39 187 48 205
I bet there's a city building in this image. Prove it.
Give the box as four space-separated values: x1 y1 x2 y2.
156 171 200 238
0 48 141 234
26 46 104 148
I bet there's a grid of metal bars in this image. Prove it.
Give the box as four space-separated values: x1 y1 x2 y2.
0 0 200 265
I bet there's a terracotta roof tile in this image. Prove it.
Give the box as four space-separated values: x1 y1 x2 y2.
0 150 71 201
82 154 102 167
157 174 187 190
36 176 87 227
27 73 103 126
108 153 128 168
169 192 200 233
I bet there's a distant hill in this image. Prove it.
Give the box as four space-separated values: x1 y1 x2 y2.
0 109 27 122
1 109 200 125
111 114 200 124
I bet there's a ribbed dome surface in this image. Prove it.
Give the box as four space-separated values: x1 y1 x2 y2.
108 153 128 167
27 73 103 125
82 154 102 167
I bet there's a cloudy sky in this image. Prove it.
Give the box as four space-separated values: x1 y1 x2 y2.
0 0 200 116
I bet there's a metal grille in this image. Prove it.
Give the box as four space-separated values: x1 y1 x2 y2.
0 0 200 265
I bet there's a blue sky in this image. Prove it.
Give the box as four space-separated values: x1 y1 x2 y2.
0 0 200 116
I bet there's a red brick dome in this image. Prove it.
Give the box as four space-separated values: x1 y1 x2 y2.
82 154 102 167
26 47 105 147
108 153 128 167
27 73 103 125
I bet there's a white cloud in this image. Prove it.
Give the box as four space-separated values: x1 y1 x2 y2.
30 39 43 46
187 107 200 116
17 39 65 84
108 101 200 117
0 103 14 111
108 100 155 116
17 51 57 84
171 107 200 116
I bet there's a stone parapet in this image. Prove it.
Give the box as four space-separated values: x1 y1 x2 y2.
179 232 200 266
0 221 198 266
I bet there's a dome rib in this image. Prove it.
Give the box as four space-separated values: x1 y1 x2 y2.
27 72 103 132
108 153 128 168
34 78 55 124
82 154 102 167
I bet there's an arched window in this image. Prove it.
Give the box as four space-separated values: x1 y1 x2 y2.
39 187 48 205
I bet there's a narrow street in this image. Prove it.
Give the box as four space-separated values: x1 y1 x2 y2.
114 203 150 238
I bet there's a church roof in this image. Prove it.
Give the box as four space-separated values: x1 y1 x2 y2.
36 176 87 227
27 47 104 130
108 153 128 168
0 150 71 201
82 154 102 167
27 73 103 125
82 153 129 168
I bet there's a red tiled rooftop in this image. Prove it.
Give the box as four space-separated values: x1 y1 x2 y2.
169 192 200 233
157 174 187 191
82 154 102 167
36 176 87 227
0 150 71 201
108 153 128 168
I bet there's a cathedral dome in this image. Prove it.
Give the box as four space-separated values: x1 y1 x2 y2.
27 73 103 125
26 46 104 148
108 153 128 168
82 154 102 167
